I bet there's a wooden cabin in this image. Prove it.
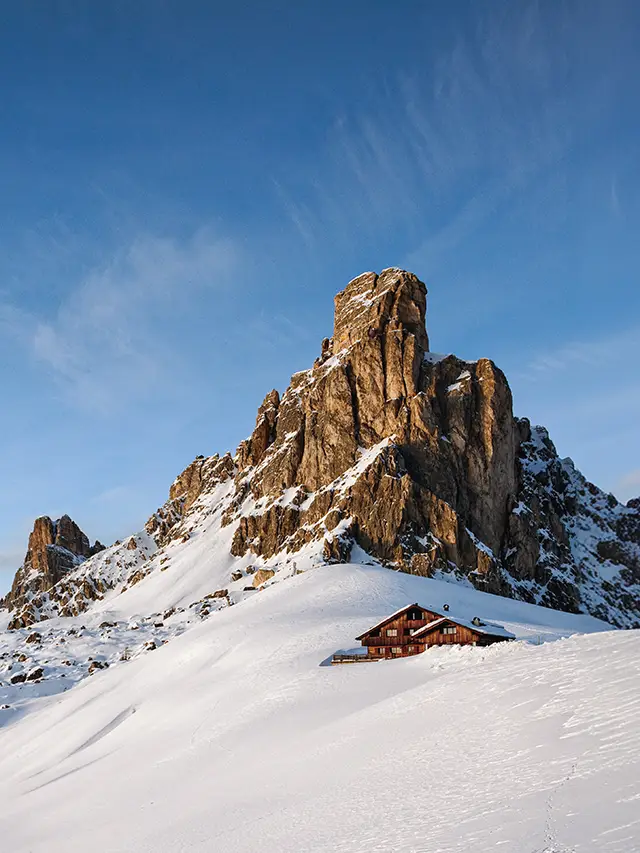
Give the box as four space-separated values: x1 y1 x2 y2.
355 603 443 660
332 602 515 663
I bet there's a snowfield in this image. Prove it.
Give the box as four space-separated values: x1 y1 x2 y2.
0 562 638 853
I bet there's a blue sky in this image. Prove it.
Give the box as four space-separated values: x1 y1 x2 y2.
1 1 639 590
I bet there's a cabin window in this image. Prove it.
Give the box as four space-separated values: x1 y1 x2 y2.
391 647 402 654
441 626 457 635
408 610 422 620
408 646 415 653
386 628 398 637
379 648 386 654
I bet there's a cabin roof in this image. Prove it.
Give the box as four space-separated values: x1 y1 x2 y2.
355 603 433 640
356 603 515 642
411 615 515 639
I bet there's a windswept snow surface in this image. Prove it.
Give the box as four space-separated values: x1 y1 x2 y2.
0 563 638 853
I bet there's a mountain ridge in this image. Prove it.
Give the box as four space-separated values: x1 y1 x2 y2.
2 268 638 628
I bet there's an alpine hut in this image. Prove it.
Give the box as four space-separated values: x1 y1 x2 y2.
332 603 515 663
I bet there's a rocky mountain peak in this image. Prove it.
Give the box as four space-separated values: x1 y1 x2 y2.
27 515 91 563
3 269 638 630
332 268 429 353
2 514 104 626
217 268 637 626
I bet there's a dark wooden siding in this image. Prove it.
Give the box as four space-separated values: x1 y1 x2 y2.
360 612 511 659
361 608 441 658
421 623 480 647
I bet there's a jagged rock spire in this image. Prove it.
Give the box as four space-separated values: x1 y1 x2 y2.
2 515 104 621
222 269 517 584
333 269 429 352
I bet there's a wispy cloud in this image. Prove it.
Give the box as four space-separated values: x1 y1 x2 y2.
90 485 134 506
508 321 640 499
516 325 640 380
274 2 628 271
3 228 237 412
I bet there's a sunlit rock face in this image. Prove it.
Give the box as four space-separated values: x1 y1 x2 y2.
2 515 105 627
217 268 638 627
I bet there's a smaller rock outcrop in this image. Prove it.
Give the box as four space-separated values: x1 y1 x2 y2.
145 453 235 546
2 515 104 626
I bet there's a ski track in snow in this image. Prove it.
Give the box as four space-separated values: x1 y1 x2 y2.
0 563 637 853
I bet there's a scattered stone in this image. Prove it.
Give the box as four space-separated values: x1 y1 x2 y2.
252 569 275 588
27 667 44 681
210 589 228 598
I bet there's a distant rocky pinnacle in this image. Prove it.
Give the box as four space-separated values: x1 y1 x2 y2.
4 269 640 628
2 516 104 628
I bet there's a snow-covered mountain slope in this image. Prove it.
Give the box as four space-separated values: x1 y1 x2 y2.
0 563 637 853
504 424 640 626
0 267 637 849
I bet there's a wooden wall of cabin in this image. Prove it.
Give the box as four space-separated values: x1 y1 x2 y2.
421 624 481 647
362 608 441 657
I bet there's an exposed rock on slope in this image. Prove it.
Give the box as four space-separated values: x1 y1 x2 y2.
4 530 156 629
145 453 235 546
3 269 638 628
506 425 640 622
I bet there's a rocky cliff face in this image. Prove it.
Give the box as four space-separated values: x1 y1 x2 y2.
138 268 638 626
3 269 638 629
2 516 104 627
225 270 517 580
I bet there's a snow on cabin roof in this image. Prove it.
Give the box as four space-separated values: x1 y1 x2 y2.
411 615 515 639
355 603 426 639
